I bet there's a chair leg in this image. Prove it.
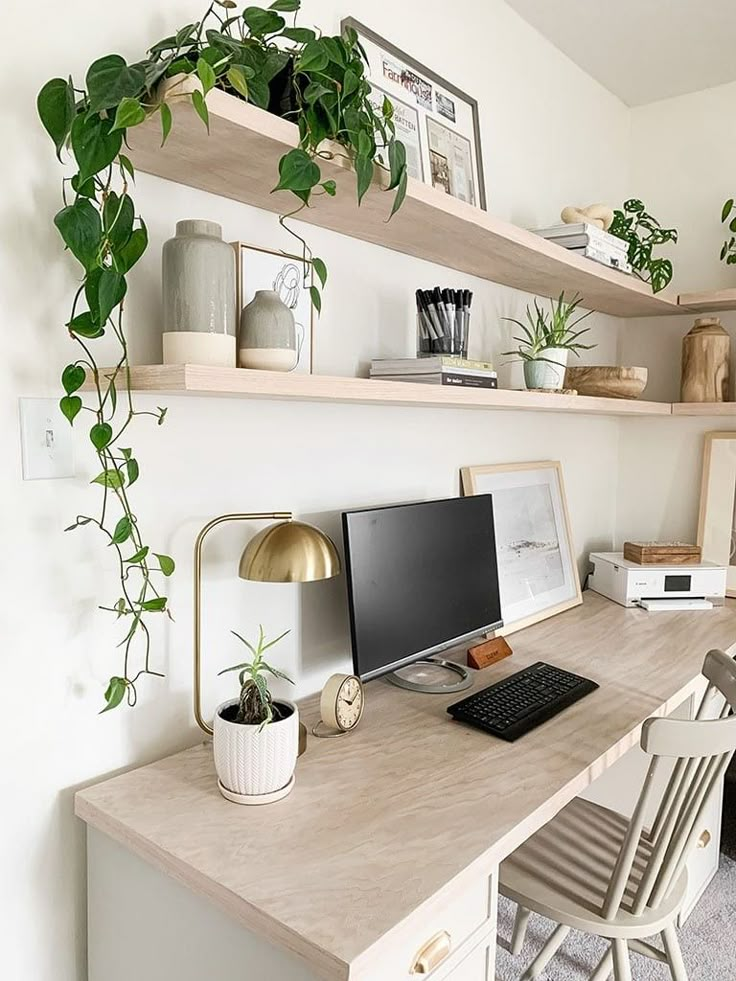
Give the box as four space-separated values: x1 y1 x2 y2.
662 924 689 981
521 923 570 980
611 940 632 981
588 946 613 981
510 906 531 955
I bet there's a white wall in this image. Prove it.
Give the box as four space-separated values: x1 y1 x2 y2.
616 83 736 540
0 2 633 979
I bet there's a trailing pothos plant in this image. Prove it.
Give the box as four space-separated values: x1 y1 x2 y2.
37 0 407 712
609 198 678 294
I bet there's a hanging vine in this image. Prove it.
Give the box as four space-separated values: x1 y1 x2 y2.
37 0 406 710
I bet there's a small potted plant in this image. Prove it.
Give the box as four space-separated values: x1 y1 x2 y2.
214 625 298 803
503 292 595 391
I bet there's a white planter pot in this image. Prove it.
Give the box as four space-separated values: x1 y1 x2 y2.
213 698 299 798
523 348 569 391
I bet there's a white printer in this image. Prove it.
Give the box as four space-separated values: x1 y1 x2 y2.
588 551 727 611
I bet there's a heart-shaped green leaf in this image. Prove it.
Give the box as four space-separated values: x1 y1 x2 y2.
101 676 127 713
111 516 133 544
86 55 147 113
155 553 176 576
60 395 82 424
62 364 86 395
274 148 320 193
90 422 113 450
37 77 75 159
54 199 103 272
71 112 123 183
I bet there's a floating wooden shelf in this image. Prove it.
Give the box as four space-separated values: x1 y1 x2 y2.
673 402 736 415
127 90 683 319
677 289 736 313
96 364 673 417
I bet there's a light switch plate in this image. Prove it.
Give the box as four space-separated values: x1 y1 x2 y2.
19 398 75 480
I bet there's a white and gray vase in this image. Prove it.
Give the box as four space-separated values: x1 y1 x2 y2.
162 219 236 367
239 290 300 371
523 348 569 391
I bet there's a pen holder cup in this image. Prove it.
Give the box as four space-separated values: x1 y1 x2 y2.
416 314 469 358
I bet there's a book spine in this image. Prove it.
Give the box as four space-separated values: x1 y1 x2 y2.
571 245 632 273
441 373 499 389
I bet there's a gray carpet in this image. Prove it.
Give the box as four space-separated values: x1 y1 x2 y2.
495 783 736 979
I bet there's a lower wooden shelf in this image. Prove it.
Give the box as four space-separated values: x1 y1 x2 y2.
678 289 736 313
94 364 674 417
673 402 736 416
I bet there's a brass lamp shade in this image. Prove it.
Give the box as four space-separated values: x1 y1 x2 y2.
239 520 341 583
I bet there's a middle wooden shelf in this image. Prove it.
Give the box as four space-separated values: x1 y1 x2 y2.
101 364 674 416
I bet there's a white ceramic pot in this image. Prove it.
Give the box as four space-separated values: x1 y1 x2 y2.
213 698 299 797
523 348 569 391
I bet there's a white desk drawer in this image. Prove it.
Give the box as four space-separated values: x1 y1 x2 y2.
352 863 496 981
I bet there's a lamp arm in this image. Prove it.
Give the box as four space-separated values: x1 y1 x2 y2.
193 512 293 735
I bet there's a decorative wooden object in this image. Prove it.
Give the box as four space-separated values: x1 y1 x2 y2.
467 636 513 670
680 317 731 403
623 542 702 565
564 365 648 400
83 365 674 417
123 90 683 318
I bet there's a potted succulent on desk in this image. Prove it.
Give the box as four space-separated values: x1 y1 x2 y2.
503 292 595 391
214 625 299 805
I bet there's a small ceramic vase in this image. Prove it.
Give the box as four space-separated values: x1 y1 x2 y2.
239 290 302 371
162 219 236 367
523 348 569 391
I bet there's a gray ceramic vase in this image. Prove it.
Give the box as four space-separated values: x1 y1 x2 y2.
239 290 300 371
162 219 236 367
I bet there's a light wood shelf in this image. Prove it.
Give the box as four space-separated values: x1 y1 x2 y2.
673 402 736 416
678 289 736 313
97 364 673 416
127 90 683 319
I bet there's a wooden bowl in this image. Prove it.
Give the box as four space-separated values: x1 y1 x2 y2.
563 365 648 400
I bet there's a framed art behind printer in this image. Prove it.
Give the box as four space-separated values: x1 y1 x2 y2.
698 431 736 597
461 460 582 633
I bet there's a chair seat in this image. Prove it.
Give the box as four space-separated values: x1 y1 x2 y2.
500 797 687 939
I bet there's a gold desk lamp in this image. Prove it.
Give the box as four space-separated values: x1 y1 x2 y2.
193 512 341 735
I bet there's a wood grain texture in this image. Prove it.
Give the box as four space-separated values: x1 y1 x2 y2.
563 366 648 400
680 319 730 403
623 542 702 565
125 91 680 319
678 289 736 313
674 402 736 415
75 594 736 978
83 364 674 416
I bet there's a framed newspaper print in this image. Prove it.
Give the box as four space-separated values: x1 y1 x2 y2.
342 17 487 210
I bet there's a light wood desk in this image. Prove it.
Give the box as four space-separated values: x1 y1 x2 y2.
76 594 736 981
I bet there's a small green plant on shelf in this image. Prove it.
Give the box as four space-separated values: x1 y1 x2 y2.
720 198 736 265
36 0 407 711
609 198 678 294
502 292 595 364
218 625 292 726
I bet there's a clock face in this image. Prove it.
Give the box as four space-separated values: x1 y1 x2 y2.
335 676 364 731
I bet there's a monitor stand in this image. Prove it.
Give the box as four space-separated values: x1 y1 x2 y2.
387 658 473 694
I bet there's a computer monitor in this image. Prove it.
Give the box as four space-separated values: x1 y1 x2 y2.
342 495 502 689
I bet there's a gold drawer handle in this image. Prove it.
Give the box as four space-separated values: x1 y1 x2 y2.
698 829 712 849
410 930 452 975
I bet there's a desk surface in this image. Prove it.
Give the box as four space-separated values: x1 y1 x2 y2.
76 594 736 977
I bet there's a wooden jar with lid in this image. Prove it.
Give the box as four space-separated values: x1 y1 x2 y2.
680 317 731 402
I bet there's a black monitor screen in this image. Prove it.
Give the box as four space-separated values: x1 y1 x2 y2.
342 496 502 680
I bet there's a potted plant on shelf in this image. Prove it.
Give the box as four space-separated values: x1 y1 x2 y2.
36 0 407 711
609 198 678 294
214 625 298 803
503 292 595 392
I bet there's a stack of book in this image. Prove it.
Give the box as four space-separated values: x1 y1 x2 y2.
370 356 498 389
533 223 632 274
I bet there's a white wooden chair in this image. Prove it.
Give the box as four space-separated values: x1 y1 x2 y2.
500 648 736 981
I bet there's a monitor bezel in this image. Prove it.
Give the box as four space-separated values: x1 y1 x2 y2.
341 496 504 682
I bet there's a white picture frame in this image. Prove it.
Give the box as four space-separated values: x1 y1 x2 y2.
232 241 314 374
698 431 736 597
461 461 582 633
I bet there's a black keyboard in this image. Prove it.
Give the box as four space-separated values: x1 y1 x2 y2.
447 662 599 741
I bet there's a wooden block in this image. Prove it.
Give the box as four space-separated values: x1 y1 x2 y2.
467 636 513 670
623 541 702 565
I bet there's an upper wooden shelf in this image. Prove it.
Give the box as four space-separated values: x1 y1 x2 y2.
128 90 683 319
678 289 736 313
101 364 672 416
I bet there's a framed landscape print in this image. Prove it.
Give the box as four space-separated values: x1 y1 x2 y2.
461 461 582 633
342 17 487 210
698 431 736 596
232 242 314 374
